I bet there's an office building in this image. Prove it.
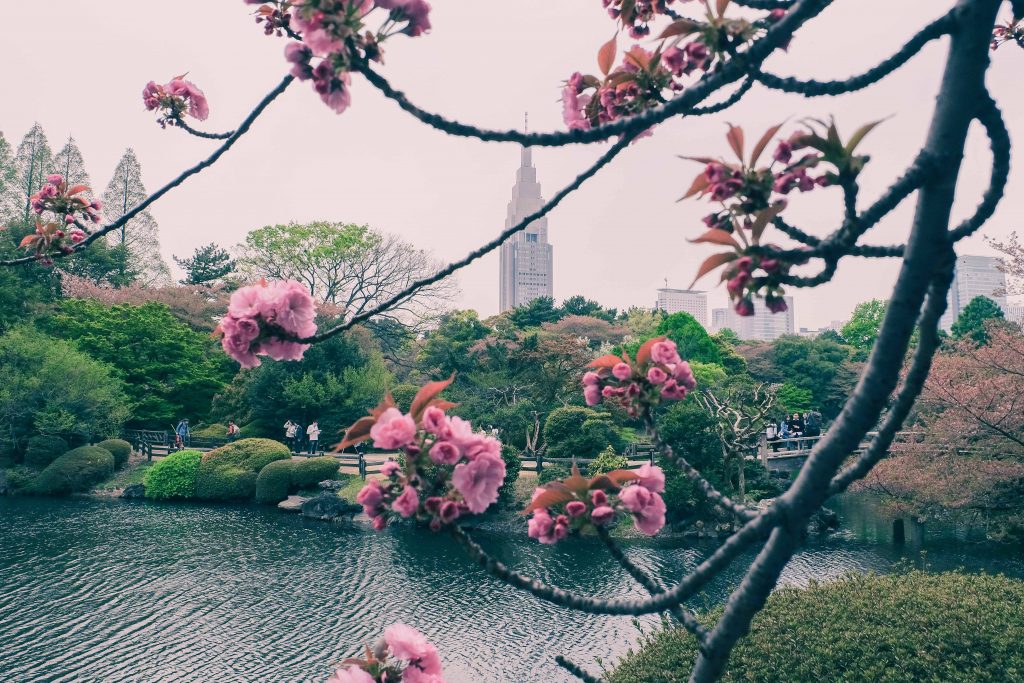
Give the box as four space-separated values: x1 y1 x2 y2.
499 146 554 312
711 297 795 341
655 288 708 327
939 255 1008 331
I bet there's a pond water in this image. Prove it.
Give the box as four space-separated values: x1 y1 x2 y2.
1 495 1020 683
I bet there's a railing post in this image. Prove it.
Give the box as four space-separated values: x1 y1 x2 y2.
758 433 767 468
535 453 543 474
359 453 366 479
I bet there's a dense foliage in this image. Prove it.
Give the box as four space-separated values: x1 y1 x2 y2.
95 439 131 468
254 459 296 504
608 571 1024 683
22 435 69 470
28 445 115 495
144 449 202 500
194 438 291 500
291 456 341 489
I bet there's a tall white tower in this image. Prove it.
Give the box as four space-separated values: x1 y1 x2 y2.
499 145 553 312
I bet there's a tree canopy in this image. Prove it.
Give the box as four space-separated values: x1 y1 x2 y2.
951 295 1005 345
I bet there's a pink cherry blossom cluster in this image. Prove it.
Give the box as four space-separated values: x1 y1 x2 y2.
14 221 84 264
582 337 697 416
601 0 684 39
29 174 101 231
325 622 446 683
348 385 506 531
218 279 317 368
725 255 786 317
142 77 210 128
526 462 667 542
252 0 430 114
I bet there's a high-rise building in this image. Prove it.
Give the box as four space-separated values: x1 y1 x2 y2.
499 146 553 312
655 288 708 327
939 254 1008 331
711 297 795 341
1005 303 1024 326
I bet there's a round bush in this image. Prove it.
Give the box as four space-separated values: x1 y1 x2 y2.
544 406 601 459
538 462 572 485
587 445 628 477
607 571 1024 683
191 423 228 439
195 438 290 500
144 450 202 500
255 460 296 504
291 456 340 490
95 439 132 469
24 435 69 470
498 444 523 506
238 420 275 439
28 446 115 495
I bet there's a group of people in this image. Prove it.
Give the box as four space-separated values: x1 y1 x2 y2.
765 410 822 452
173 419 241 450
284 419 321 454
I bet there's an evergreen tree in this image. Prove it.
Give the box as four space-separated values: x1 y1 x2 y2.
951 295 1005 345
102 148 170 285
0 131 17 224
173 242 235 285
10 123 53 225
51 137 92 201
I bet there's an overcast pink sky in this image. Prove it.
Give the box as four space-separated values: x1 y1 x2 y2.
2 1 1020 329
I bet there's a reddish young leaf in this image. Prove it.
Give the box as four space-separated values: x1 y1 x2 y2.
725 124 745 163
563 465 591 495
690 251 739 287
689 228 742 250
425 398 458 414
597 33 618 76
635 336 667 366
748 123 784 167
335 416 376 451
605 469 640 486
716 0 731 17
845 118 887 155
409 374 455 420
589 354 624 369
658 19 700 39
19 235 37 248
66 184 89 196
523 485 576 514
680 173 711 201
750 202 786 245
678 154 723 166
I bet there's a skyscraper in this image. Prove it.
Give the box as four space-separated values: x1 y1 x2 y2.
939 255 1008 331
499 146 553 312
655 288 708 327
711 297 795 341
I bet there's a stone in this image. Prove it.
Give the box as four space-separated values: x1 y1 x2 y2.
120 483 145 499
301 494 361 521
278 495 309 512
808 506 839 534
318 479 345 491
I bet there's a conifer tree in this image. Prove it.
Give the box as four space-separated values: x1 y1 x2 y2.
10 123 53 225
102 148 170 285
51 137 93 202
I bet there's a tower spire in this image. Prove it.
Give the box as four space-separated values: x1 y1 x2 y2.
521 111 532 167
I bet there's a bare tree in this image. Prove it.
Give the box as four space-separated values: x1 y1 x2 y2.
695 385 775 503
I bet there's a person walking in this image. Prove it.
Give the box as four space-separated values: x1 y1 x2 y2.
306 420 321 455
284 419 298 452
765 421 779 453
175 419 191 448
805 409 822 439
227 421 240 441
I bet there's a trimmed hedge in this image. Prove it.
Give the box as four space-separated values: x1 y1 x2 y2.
255 460 296 504
192 423 228 439
95 439 132 468
195 438 290 500
291 456 340 490
144 450 202 500
238 420 275 439
28 446 115 495
24 435 69 470
607 571 1024 683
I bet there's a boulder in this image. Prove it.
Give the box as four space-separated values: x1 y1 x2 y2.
808 506 839 534
318 479 345 491
120 483 146 499
278 495 309 512
301 494 361 521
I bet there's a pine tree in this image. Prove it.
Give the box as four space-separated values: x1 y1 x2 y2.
10 123 53 225
173 242 235 285
102 148 171 285
51 137 93 202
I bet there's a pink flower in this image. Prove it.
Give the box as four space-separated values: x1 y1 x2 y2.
673 361 697 391
612 362 632 381
660 379 688 401
422 406 449 437
325 665 375 683
591 489 608 507
142 81 163 110
462 434 501 460
766 295 788 313
383 623 443 675
370 407 417 450
773 140 793 164
228 283 266 319
446 416 477 448
565 500 587 518
735 298 755 317
618 485 666 535
633 463 665 493
451 451 505 513
258 336 310 363
69 228 86 244
584 383 602 406
46 174 63 185
651 340 681 365
378 0 432 37
647 366 668 385
167 78 209 121
528 509 558 544
562 82 591 131
760 258 781 273
429 441 460 465
381 460 401 477
727 272 751 296
439 500 460 523
582 371 601 386
220 315 261 368
590 505 615 526
356 481 384 515
260 280 317 337
392 485 420 518
372 515 388 531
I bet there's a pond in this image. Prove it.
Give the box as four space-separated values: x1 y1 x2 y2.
1 495 1020 683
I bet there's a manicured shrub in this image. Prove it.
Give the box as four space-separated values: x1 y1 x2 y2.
498 444 523 506
28 446 115 495
95 439 132 468
4 465 37 491
144 450 202 500
238 420 276 439
192 423 228 439
545 406 617 459
587 445 628 477
23 435 69 470
291 456 340 490
195 438 290 500
607 571 1024 683
538 462 572 485
255 460 296 504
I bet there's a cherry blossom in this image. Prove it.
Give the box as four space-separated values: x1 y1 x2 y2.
218 280 317 368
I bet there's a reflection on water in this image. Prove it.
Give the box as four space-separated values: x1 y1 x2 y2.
0 495 1019 683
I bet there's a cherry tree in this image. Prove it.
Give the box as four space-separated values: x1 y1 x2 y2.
3 0 1023 681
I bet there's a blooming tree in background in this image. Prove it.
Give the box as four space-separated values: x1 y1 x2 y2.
3 0 1024 681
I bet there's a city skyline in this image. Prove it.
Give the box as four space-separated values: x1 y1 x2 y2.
498 146 554 312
